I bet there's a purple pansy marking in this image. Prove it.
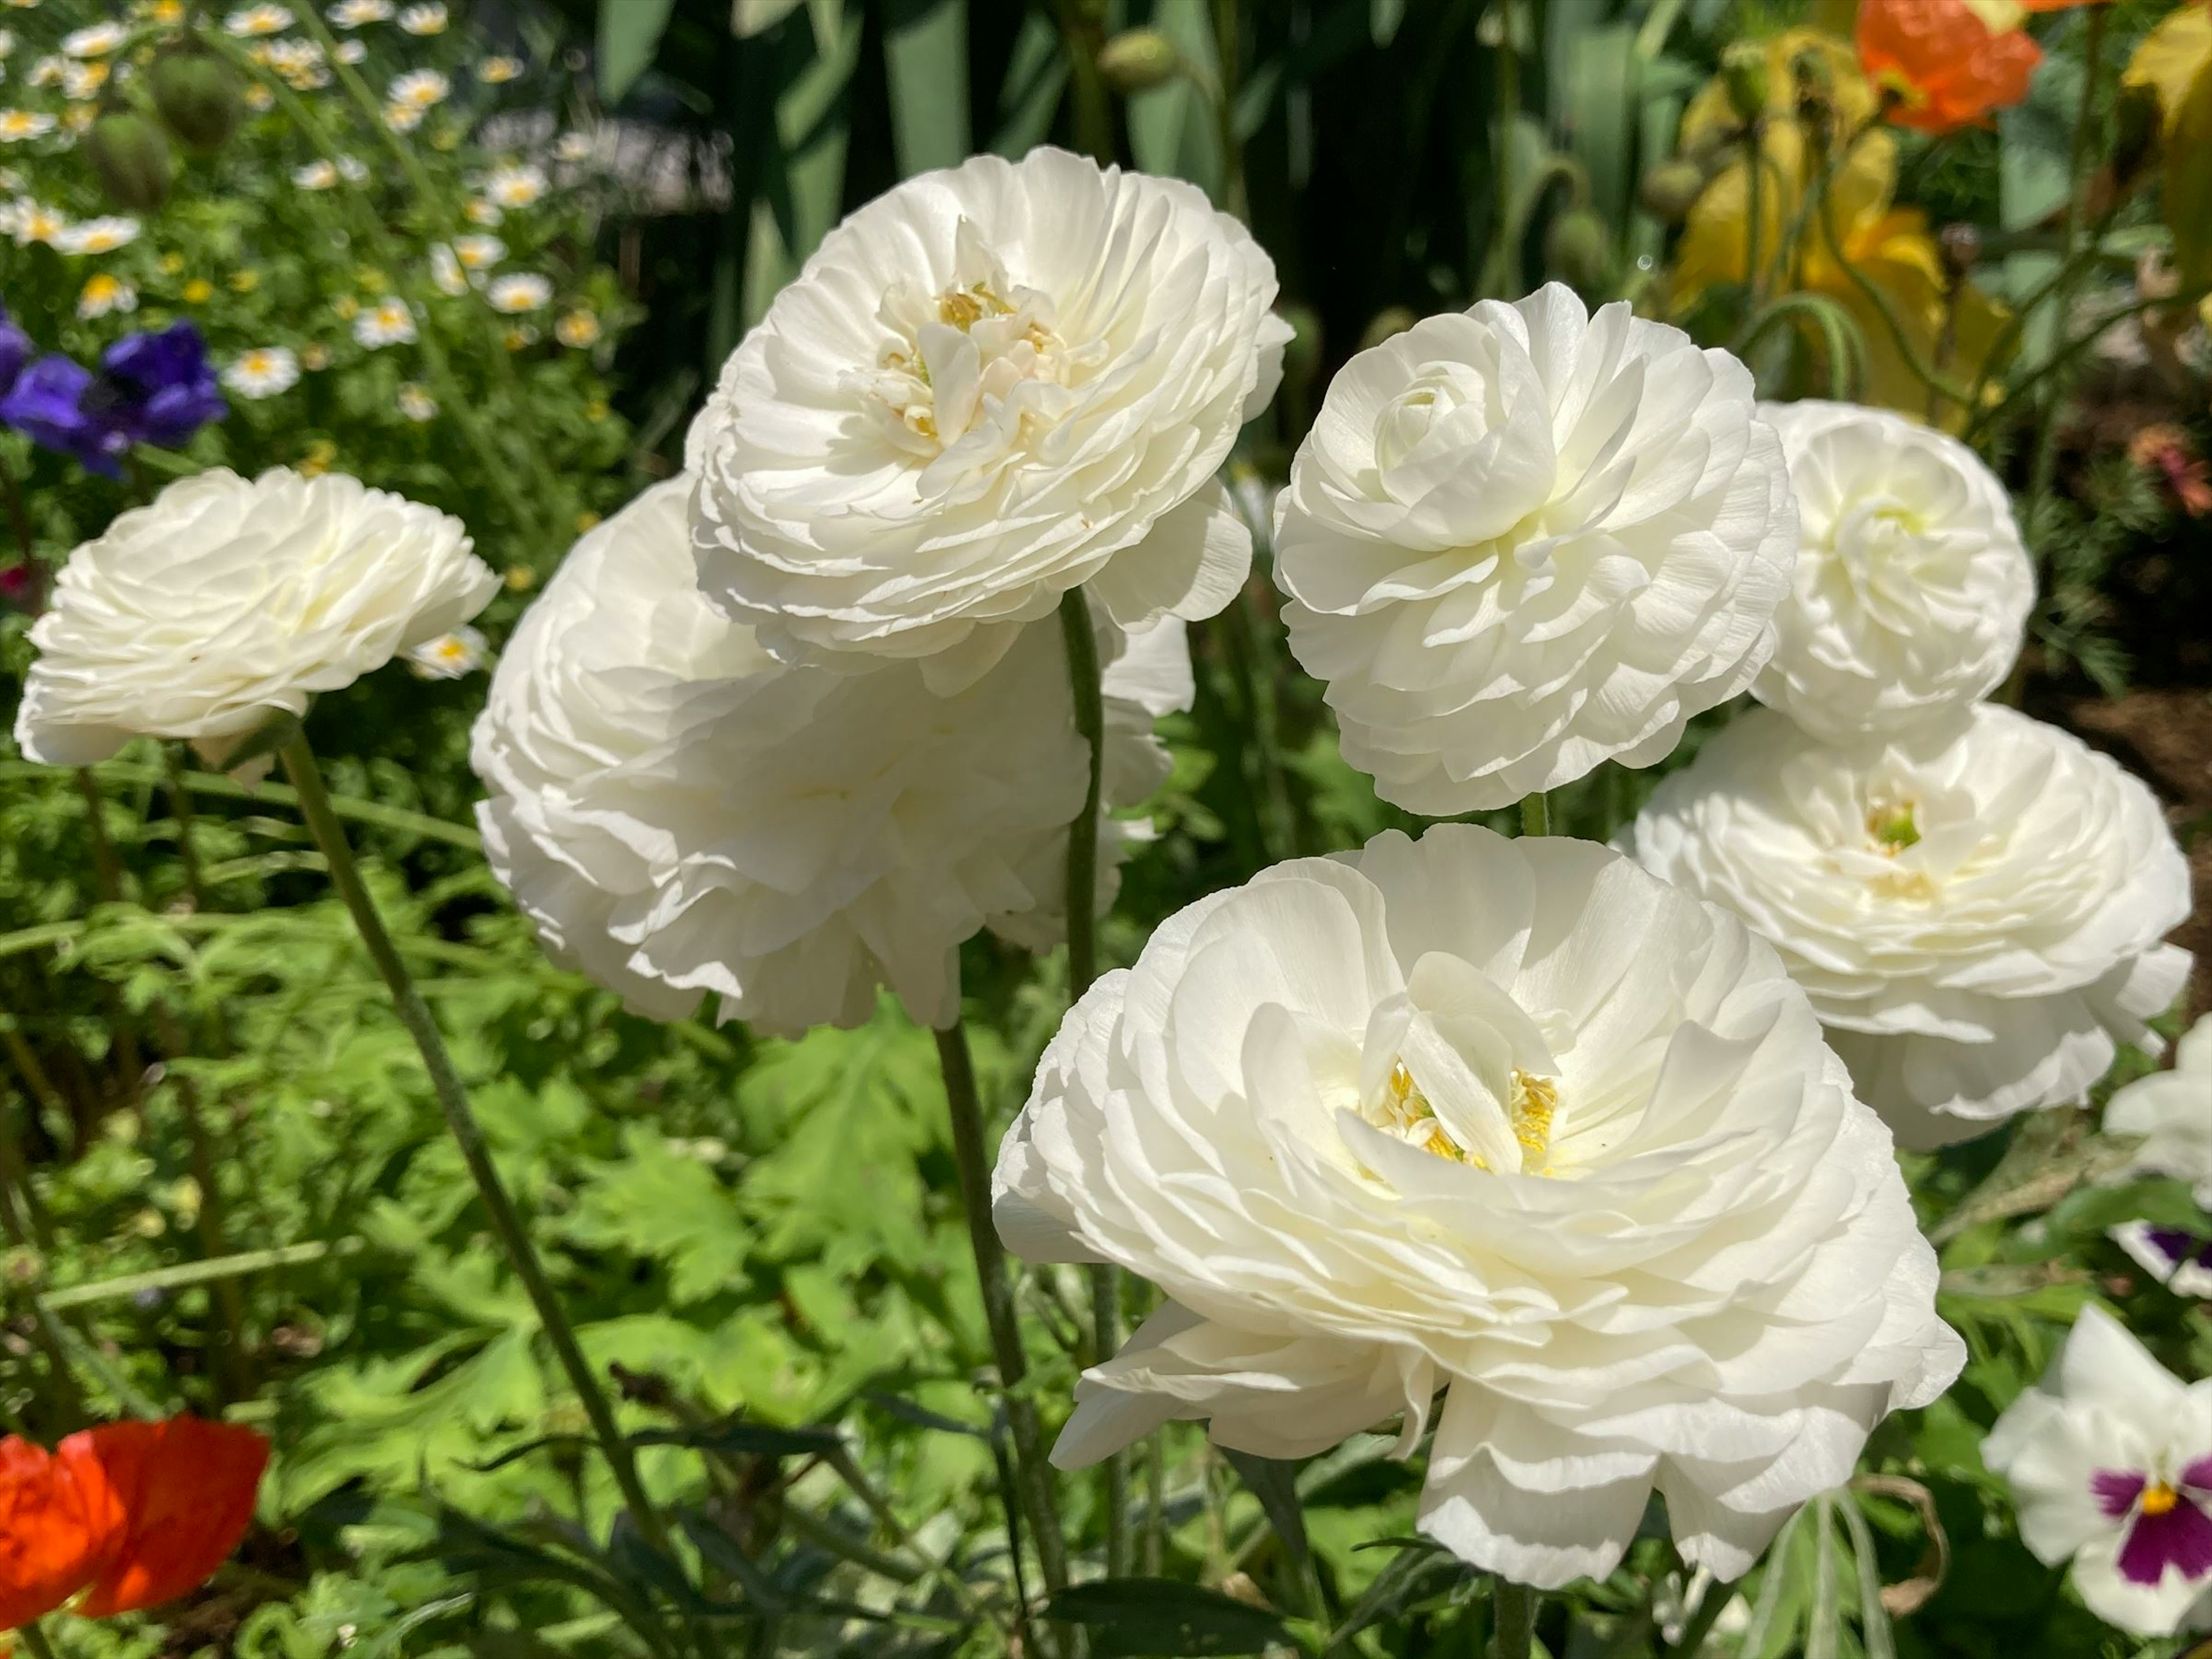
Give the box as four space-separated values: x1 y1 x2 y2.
2094 1460 2212 1586
2140 1227 2212 1275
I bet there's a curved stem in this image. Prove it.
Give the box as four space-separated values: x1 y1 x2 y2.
931 1020 1070 1609
276 733 671 1559
1659 1575 1742 1659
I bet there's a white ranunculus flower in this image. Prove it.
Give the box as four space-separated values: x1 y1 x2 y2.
1984 1305 2212 1637
1752 400 2033 747
993 825 1960 1590
16 468 494 770
688 146 1291 685
1271 283 1796 813
1630 705 2192 1149
474 476 1189 1039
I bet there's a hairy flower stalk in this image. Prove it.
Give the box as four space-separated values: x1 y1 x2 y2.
276 732 675 1565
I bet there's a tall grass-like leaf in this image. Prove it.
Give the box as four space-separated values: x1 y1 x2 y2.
886 0 971 175
596 0 677 103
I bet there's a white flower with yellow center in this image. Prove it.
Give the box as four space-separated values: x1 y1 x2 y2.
16 468 496 770
480 161 545 208
396 381 436 422
263 38 327 89
406 623 484 679
387 67 446 108
689 146 1289 682
486 272 548 314
396 1 444 32
0 108 54 141
53 215 137 254
75 272 135 319
222 346 300 399
1630 704 2192 1148
59 57 107 99
327 0 392 25
1272 284 1795 812
994 824 1962 1589
292 158 338 188
474 476 1192 1037
5 198 65 243
26 56 61 88
225 3 291 35
452 232 504 271
333 38 364 62
383 101 422 132
553 130 593 162
476 55 521 83
463 195 502 226
62 22 125 55
554 309 600 349
429 242 465 295
1753 400 2034 747
353 297 415 347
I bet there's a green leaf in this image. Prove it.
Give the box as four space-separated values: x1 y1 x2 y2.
563 1123 750 1306
2166 59 2212 286
1126 1 1224 199
1046 1580 1292 1657
885 0 971 176
596 0 676 104
1221 1448 1313 1573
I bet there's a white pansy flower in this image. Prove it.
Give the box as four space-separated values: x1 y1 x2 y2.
62 22 125 55
396 381 436 422
222 346 300 399
396 1 444 32
1984 1306 2212 1637
225 3 291 35
1753 400 2033 746
485 272 548 313
15 468 496 771
52 215 137 253
993 825 1960 1590
0 108 54 140
75 272 135 319
406 623 484 679
327 0 392 24
689 146 1290 682
1631 704 2192 1149
480 161 545 208
387 67 446 108
473 477 1188 1038
353 297 415 347
2104 1017 2212 1298
1272 284 1794 812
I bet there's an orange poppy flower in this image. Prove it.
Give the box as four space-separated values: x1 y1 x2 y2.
1858 0 2042 131
0 1418 267 1630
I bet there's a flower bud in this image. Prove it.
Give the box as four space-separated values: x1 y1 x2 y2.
150 46 242 155
1639 158 1707 223
86 110 173 214
1721 43 1769 126
1544 207 1612 290
1938 222 1981 280
1096 29 1181 95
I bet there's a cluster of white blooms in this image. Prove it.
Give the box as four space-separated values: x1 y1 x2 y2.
994 827 1961 1586
472 478 1189 1037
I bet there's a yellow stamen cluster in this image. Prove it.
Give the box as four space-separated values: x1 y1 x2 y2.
1380 1059 1557 1172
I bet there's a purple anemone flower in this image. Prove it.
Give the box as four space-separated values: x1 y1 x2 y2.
0 354 132 475
0 305 31 397
0 320 226 476
2093 1459 2212 1588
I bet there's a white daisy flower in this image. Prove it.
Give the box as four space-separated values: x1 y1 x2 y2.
480 161 546 209
332 39 363 62
0 107 54 140
396 2 444 33
327 0 392 24
222 346 301 399
553 130 593 162
554 309 600 349
387 67 446 108
486 273 550 313
429 243 466 295
5 198 65 244
452 232 504 271
62 22 126 56
353 296 415 347
53 215 138 253
476 55 521 83
463 196 501 225
75 272 136 319
225 3 293 35
59 58 106 98
382 101 422 132
406 624 484 677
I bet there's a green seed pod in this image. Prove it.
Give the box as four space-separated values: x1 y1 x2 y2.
1544 207 1612 291
85 109 173 215
1721 42 1770 127
1639 158 1709 223
150 45 243 155
1096 29 1181 96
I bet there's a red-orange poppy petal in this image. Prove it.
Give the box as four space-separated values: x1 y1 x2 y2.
1860 0 2044 131
66 1419 268 1619
0 1437 124 1631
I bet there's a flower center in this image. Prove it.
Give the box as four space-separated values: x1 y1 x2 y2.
1371 1059 1556 1172
2143 1482 2181 1517
1866 800 1920 855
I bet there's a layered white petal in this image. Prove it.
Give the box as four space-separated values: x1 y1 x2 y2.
16 467 494 766
688 147 1282 667
1632 705 2192 1147
1753 400 2033 747
472 477 1185 1037
993 825 1959 1589
1272 284 1796 812
2106 1016 2212 1206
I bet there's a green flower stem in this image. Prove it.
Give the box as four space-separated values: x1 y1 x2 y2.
930 1020 1070 1609
1055 0 1116 165
43 1238 362 1310
2027 5 2109 508
1491 1579 1537 1659
1742 123 1764 316
275 731 673 1560
1055 586 1131 1581
1658 1575 1741 1659
162 747 211 910
195 28 554 554
1219 588 1299 865
1519 791 1549 838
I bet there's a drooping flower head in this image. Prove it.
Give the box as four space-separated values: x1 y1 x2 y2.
1986 1306 2212 1636
1631 705 2192 1148
16 467 497 769
690 146 1290 685
994 825 1961 1589
1753 399 2033 745
1271 283 1796 812
474 477 1190 1039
